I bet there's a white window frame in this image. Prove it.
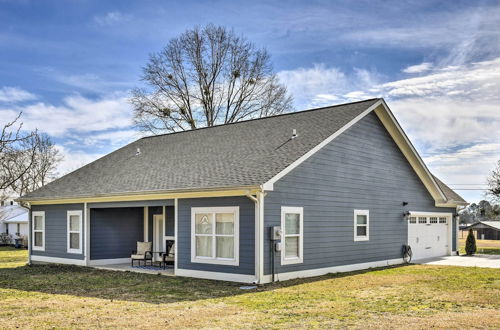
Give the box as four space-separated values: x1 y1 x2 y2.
32 211 45 251
281 206 304 265
67 210 83 254
354 209 369 241
191 206 239 266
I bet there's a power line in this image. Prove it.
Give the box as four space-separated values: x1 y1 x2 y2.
451 188 489 191
447 184 488 185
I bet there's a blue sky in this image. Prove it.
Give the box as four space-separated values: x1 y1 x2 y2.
1 0 500 202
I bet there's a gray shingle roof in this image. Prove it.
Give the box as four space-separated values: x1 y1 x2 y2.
20 98 464 205
22 99 380 200
432 175 467 204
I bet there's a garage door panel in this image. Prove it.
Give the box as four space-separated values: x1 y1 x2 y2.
408 214 450 260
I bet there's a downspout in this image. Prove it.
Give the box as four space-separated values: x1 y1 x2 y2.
247 189 265 284
246 192 259 284
26 202 32 265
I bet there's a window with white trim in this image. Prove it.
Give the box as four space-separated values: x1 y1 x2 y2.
67 210 83 254
409 216 417 224
32 211 45 251
418 216 427 224
354 210 369 241
191 206 239 266
430 217 438 224
439 217 447 224
281 206 303 265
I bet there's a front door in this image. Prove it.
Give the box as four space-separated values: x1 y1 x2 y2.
153 214 164 261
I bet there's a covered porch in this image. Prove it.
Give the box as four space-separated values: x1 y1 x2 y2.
87 199 176 270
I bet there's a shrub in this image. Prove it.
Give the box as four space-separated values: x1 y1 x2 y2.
0 233 12 245
465 228 477 255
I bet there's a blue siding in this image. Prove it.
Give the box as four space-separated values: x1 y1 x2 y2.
264 112 455 275
90 207 143 260
177 196 255 275
165 206 174 236
31 204 85 260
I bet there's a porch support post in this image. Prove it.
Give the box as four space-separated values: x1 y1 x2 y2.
84 202 90 266
28 205 32 265
174 198 178 275
162 205 166 251
143 206 149 242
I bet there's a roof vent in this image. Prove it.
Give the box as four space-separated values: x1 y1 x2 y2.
135 148 141 156
291 129 298 139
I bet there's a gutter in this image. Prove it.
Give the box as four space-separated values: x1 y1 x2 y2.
18 185 261 204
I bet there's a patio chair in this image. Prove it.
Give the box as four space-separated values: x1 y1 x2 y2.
131 241 153 267
161 240 175 269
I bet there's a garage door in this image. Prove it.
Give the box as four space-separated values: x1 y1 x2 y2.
408 213 450 260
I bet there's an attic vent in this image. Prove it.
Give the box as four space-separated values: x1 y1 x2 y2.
136 148 141 156
291 129 298 139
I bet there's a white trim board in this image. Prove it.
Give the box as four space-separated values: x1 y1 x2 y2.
176 268 256 283
261 258 404 284
88 258 131 266
31 255 86 266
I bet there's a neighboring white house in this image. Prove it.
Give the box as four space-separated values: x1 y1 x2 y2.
0 201 29 245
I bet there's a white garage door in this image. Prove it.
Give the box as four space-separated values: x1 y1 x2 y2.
408 213 450 260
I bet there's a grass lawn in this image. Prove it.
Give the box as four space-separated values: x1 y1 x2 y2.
459 238 500 255
0 247 499 329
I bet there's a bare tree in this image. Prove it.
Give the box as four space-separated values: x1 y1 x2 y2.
9 133 62 197
487 160 500 202
131 24 293 134
0 114 38 191
0 114 62 199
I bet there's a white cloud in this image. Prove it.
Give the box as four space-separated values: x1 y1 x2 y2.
402 62 433 74
54 145 105 176
0 86 36 103
93 11 127 26
378 58 500 99
0 92 134 136
278 64 381 109
82 129 139 147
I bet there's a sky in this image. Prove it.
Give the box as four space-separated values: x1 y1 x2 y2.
1 0 499 203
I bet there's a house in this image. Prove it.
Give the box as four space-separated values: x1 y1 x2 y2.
18 98 467 283
462 221 500 240
0 202 29 245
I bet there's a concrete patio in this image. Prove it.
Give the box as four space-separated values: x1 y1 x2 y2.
415 254 500 268
93 263 175 276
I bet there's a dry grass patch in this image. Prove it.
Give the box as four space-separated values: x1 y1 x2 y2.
0 247 499 329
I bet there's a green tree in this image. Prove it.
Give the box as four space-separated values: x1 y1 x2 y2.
465 228 477 255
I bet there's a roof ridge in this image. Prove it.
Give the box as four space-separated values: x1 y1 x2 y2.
141 98 381 140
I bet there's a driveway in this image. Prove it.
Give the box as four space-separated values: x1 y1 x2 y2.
415 254 500 268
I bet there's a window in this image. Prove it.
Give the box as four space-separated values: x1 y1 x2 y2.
191 206 239 266
16 223 20 236
430 217 438 224
32 211 45 251
67 210 83 254
354 210 369 241
418 216 427 224
409 216 417 224
439 217 447 224
281 206 303 265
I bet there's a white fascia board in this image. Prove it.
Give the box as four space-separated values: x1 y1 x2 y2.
263 99 383 191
